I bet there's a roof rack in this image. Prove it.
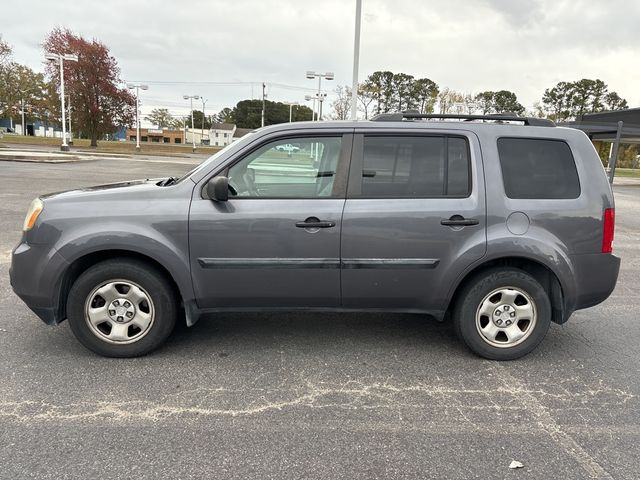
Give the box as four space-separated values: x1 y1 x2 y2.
370 112 556 127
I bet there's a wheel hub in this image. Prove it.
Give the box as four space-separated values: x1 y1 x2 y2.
107 298 136 323
492 304 517 327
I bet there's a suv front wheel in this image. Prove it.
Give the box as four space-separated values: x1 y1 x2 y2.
453 268 551 360
67 259 178 357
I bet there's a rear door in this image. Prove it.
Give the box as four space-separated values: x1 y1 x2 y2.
340 129 486 311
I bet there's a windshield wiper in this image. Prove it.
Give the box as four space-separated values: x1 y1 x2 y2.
159 176 178 186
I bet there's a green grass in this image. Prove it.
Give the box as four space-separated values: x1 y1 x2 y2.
0 134 222 157
613 168 640 178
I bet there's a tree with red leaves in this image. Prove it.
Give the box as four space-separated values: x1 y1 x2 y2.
43 28 135 146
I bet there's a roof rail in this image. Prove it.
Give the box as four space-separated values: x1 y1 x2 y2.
370 112 556 127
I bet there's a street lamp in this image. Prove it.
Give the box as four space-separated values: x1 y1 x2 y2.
283 101 299 122
183 94 200 151
45 52 78 151
126 83 148 152
305 93 327 121
306 71 334 121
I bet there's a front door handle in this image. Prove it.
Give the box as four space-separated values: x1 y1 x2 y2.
441 215 479 227
295 217 336 229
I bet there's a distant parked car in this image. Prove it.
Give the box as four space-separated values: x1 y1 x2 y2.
10 112 619 359
275 143 300 153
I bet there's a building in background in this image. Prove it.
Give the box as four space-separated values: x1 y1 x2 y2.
124 127 184 144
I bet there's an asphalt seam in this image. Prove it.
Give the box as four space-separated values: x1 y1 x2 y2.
493 364 614 479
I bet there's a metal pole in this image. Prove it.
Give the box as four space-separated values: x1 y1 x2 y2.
317 77 322 121
261 82 266 127
319 96 324 121
201 99 207 144
289 104 293 123
191 97 196 151
21 97 25 135
59 57 69 151
135 86 141 151
351 0 362 120
608 121 624 184
67 95 72 144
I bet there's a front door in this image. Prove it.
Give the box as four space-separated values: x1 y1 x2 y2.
340 131 487 312
189 133 352 309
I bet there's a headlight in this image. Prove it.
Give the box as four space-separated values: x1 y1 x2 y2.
23 198 44 231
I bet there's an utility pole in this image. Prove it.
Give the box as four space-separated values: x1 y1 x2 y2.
261 82 266 128
45 52 78 151
21 97 26 135
351 0 362 120
127 83 149 152
283 101 299 122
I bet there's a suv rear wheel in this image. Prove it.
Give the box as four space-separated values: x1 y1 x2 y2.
67 259 177 357
453 268 551 360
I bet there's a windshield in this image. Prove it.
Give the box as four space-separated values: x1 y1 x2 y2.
176 131 257 183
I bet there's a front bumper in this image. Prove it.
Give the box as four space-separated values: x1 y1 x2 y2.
9 240 70 325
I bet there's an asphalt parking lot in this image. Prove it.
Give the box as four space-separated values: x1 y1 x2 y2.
0 156 638 479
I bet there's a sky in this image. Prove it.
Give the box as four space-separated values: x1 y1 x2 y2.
1 0 638 123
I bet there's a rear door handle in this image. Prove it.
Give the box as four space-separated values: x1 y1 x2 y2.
441 215 479 227
296 217 336 229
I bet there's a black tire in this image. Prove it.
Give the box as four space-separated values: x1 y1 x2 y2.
66 259 178 357
453 268 551 360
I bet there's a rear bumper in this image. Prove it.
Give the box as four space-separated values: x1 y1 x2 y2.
9 241 69 325
570 253 621 311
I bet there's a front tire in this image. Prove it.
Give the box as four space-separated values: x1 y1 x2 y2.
453 268 551 360
67 259 178 357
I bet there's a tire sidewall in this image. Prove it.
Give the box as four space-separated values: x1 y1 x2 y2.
454 268 551 360
67 260 177 357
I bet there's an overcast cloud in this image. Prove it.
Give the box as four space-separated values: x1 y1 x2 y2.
1 0 638 120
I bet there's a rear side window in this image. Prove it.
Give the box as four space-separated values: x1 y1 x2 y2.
497 138 580 199
359 136 470 197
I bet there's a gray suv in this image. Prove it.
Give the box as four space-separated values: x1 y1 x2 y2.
10 113 620 360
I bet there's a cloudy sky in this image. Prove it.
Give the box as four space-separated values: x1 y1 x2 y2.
2 0 638 120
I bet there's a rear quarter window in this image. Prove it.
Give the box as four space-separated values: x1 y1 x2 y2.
497 138 580 199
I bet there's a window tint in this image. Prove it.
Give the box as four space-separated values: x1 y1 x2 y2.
228 137 342 198
360 136 470 197
497 138 580 199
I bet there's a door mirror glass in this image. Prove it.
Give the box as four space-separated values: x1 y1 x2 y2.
206 176 229 202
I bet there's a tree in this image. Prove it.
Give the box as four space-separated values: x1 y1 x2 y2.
473 90 525 115
190 110 211 130
212 107 234 123
362 71 395 114
412 78 439 114
43 28 135 146
145 108 173 128
542 79 628 121
357 81 377 119
330 85 351 120
391 73 416 111
231 99 313 128
437 88 465 114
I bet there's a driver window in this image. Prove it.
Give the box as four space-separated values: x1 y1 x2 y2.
228 136 342 198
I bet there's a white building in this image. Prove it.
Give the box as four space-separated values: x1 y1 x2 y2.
209 123 236 147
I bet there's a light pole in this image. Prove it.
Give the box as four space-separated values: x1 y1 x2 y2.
351 0 362 120
45 52 78 151
127 83 148 152
201 98 208 144
283 101 299 122
306 71 334 121
305 93 326 121
183 94 200 151
66 94 73 145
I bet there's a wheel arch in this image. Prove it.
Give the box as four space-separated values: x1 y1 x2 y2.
446 256 568 324
57 249 186 323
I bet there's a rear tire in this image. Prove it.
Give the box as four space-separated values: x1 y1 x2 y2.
453 268 551 360
67 259 177 357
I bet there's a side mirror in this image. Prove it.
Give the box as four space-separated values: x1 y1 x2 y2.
206 176 229 202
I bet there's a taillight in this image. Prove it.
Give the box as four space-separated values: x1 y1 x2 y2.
602 208 615 253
